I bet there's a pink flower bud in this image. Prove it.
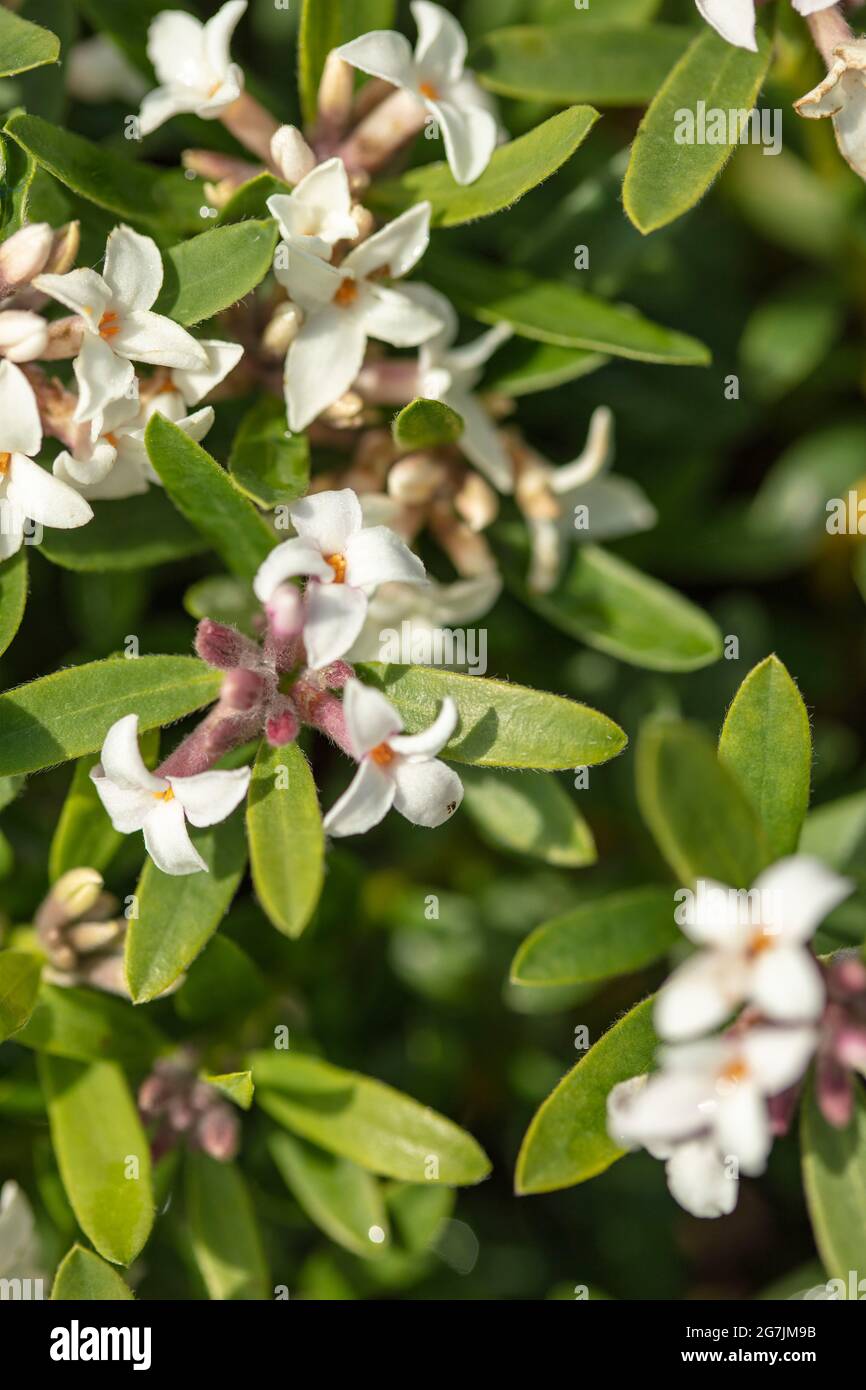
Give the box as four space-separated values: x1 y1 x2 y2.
835 1024 866 1071
195 618 259 670
266 699 299 747
816 1055 854 1129
0 309 48 362
196 1104 240 1162
321 660 354 689
0 223 53 291
221 666 267 712
270 124 316 184
830 955 866 999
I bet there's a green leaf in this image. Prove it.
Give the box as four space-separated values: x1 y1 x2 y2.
40 1054 154 1265
203 1071 254 1110
216 172 290 225
497 535 723 672
252 1051 491 1185
0 551 27 659
247 741 324 940
38 489 207 572
155 220 278 326
16 983 163 1068
461 766 596 867
228 396 310 509
426 248 710 366
801 791 866 874
637 719 770 888
802 1082 866 1286
392 397 464 450
483 338 607 397
4 112 203 234
174 934 266 1025
740 278 843 403
145 415 275 581
623 22 775 235
386 1181 453 1254
125 812 248 1004
52 1244 134 1301
268 1130 390 1259
0 655 221 777
718 655 811 860
472 23 688 104
515 995 657 1193
0 6 59 77
371 106 598 227
49 731 159 881
511 887 677 988
298 0 396 126
185 1152 269 1300
0 950 42 1041
184 575 260 638
356 663 626 770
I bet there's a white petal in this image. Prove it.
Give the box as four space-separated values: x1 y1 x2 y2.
344 524 426 589
284 308 367 431
679 879 744 947
714 1082 770 1176
613 1069 713 1147
569 475 657 542
606 1075 652 1153
392 756 463 827
654 951 747 1042
89 773 155 834
695 0 757 51
342 677 403 757
749 946 825 1023
0 359 42 455
204 0 247 77
196 68 244 119
400 281 458 357
32 267 110 329
290 488 363 555
143 799 208 875
445 386 513 491
390 696 457 759
665 1139 738 1219
430 98 498 185
741 1025 819 1097
146 10 207 88
274 242 343 311
102 225 163 311
0 502 24 559
829 79 866 179
99 713 164 792
412 1 467 86
138 85 198 136
334 29 417 89
53 438 117 489
548 406 615 492
56 445 149 501
754 855 854 943
303 581 368 669
268 158 356 249
791 0 836 13
324 758 396 837
446 321 513 376
170 766 251 827
6 454 93 529
111 310 208 370
170 339 243 405
362 283 441 348
253 537 333 601
73 336 135 423
345 202 432 281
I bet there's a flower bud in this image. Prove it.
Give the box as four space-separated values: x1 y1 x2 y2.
49 868 105 921
262 301 303 358
197 1103 241 1163
0 223 52 293
265 698 299 747
65 920 123 954
455 471 500 533
270 124 316 185
195 618 259 671
42 315 85 360
388 453 447 505
317 52 354 129
0 310 48 362
45 222 80 278
221 666 267 712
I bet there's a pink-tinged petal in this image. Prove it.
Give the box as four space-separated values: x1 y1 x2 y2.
323 758 396 837
342 678 403 757
335 29 417 89
390 696 457 759
0 359 42 456
754 855 853 943
412 1 467 86
204 0 247 75
362 284 441 348
98 713 165 792
102 225 163 311
430 99 497 185
274 242 343 311
445 386 513 491
169 765 251 827
171 339 243 406
284 308 367 432
32 267 110 329
146 10 207 87
344 524 426 589
290 488 363 555
303 582 368 669
111 310 208 369
741 1025 818 1097
253 537 333 602
138 85 199 135
714 1082 769 1176
345 202 432 281
835 1024 866 1072
696 0 757 51
89 772 155 834
6 454 93 530
654 951 746 1042
143 800 208 875
749 945 825 1023
665 1138 738 1218
392 755 462 827
816 1054 854 1129
73 336 135 423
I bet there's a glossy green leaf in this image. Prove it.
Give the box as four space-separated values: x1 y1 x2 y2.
40 1055 154 1265
229 397 310 508
216 172 289 225
392 397 464 450
637 719 770 888
356 662 626 770
0 655 221 777
125 812 248 1004
0 950 42 1041
252 1051 491 1185
268 1130 390 1259
386 1181 454 1253
145 415 275 581
38 489 207 572
623 21 775 234
16 983 163 1068
426 248 710 365
185 1152 269 1300
247 741 324 940
511 887 677 988
461 766 595 866
371 106 598 227
718 655 811 860
52 1244 134 1301
472 23 688 104
203 1071 254 1110
802 1082 866 1286
483 338 607 396
155 220 278 326
515 995 657 1193
0 551 27 659
0 7 59 77
49 730 159 882
183 575 260 638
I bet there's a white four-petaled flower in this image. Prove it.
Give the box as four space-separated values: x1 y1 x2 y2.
336 1 497 185
267 158 359 262
254 488 426 670
138 0 247 135
90 714 251 876
324 677 463 836
696 0 835 52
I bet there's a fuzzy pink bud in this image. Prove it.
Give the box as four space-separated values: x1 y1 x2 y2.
221 667 267 713
197 1104 241 1162
195 618 259 670
266 699 299 747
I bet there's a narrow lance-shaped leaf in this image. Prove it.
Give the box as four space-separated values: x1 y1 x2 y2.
801 1081 866 1286
461 766 596 868
16 983 164 1069
52 1245 135 1301
155 220 279 326
38 489 207 573
0 551 27 660
0 7 59 77
247 741 324 940
393 398 464 451
268 1130 391 1260
185 1152 269 1301
718 655 812 860
298 0 396 126
229 397 310 509
0 951 42 1041
511 887 678 988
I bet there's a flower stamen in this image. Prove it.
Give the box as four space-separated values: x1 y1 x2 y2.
99 310 121 340
0 451 10 477
370 742 395 767
153 785 175 802
419 80 439 99
333 277 359 307
326 552 347 583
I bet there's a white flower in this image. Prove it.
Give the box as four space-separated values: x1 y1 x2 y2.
90 714 251 876
67 35 148 104
0 1182 45 1285
35 225 209 424
399 283 513 491
349 571 501 662
655 857 851 1042
277 202 441 431
253 488 426 670
795 38 866 180
324 677 463 836
336 1 497 185
0 309 48 363
0 359 92 560
267 158 358 262
696 0 835 52
138 0 247 135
